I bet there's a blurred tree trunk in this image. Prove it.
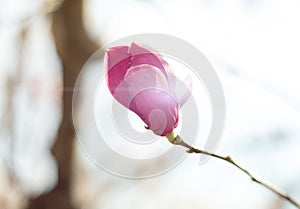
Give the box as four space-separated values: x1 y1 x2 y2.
26 0 98 209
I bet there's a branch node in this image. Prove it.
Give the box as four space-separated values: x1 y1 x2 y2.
251 177 259 182
225 156 234 163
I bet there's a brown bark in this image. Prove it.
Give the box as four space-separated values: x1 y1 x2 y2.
26 0 98 209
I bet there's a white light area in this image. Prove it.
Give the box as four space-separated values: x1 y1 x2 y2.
220 71 300 182
86 0 300 107
13 149 57 196
12 82 59 196
85 0 175 42
127 110 148 133
222 72 300 140
0 14 61 196
0 0 44 23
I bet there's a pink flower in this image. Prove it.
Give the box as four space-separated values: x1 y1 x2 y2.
105 43 192 136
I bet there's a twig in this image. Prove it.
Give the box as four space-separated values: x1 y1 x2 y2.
166 133 300 209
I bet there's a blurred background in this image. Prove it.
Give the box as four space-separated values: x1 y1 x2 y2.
1 0 300 209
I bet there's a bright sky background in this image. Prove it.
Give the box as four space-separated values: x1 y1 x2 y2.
1 0 300 208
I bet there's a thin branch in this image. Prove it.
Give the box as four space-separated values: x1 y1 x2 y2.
166 133 300 209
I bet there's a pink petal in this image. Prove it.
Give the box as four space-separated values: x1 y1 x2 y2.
104 43 192 136
170 75 193 106
148 109 167 136
112 64 170 116
129 43 177 88
129 43 166 73
105 46 131 95
131 89 179 136
124 64 169 99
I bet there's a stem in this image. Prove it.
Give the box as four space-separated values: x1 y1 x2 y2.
166 133 300 209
